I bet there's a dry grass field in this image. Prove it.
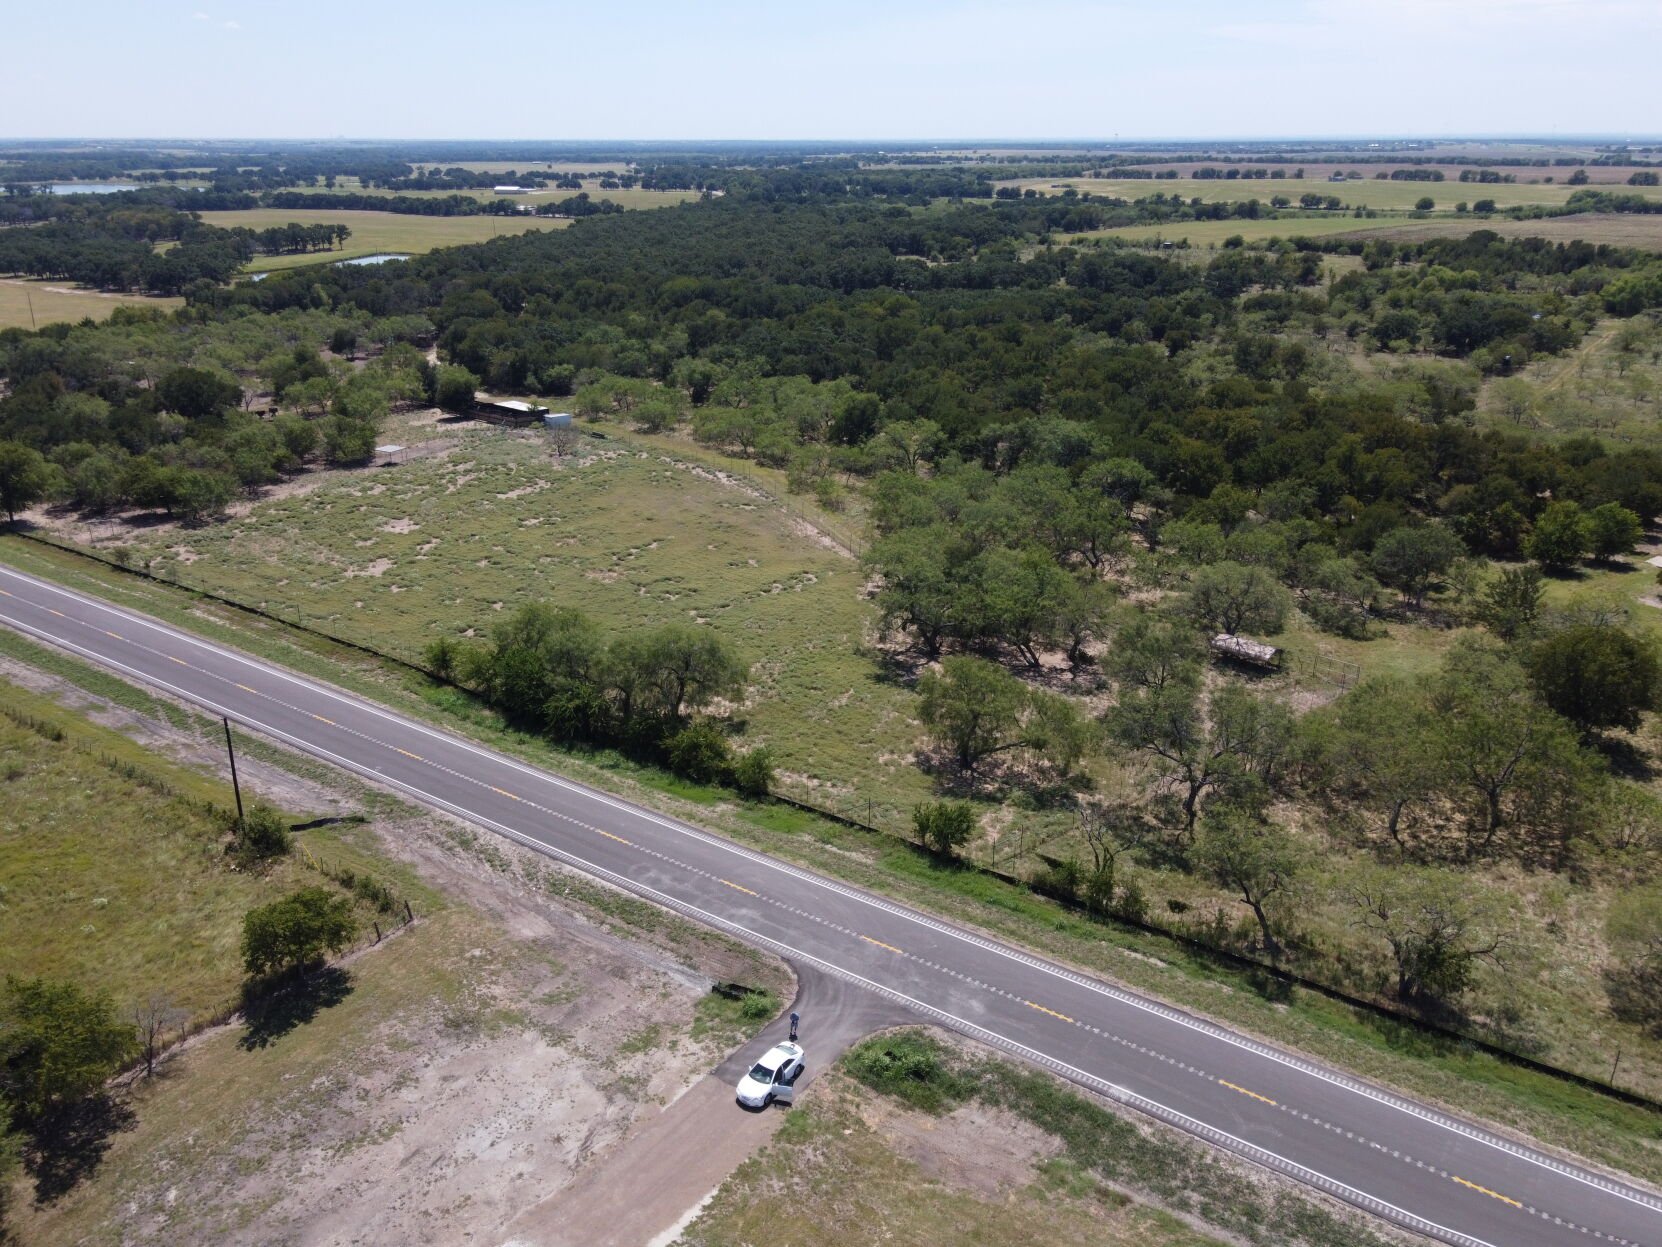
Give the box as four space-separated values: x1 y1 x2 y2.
0 277 180 330
1081 216 1372 247
1082 211 1662 253
197 208 570 272
1000 174 1662 212
1338 211 1662 250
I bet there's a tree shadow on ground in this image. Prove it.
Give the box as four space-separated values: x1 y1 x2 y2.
24 1093 136 1205
238 965 353 1051
1596 734 1657 782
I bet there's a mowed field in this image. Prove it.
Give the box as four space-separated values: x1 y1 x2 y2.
999 174 1662 212
198 208 571 272
121 424 934 817
0 277 181 330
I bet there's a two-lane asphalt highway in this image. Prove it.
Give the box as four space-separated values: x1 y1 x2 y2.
2 560 1659 1247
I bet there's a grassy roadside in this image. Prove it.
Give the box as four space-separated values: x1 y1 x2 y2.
0 673 434 1025
3 532 1661 1187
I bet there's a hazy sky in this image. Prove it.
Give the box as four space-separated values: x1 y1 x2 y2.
5 0 1659 141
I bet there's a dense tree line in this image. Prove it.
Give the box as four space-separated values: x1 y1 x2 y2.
0 206 353 292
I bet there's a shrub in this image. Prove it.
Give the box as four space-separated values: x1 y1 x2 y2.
664 720 735 785
845 1032 972 1114
732 747 775 798
1033 857 1084 901
912 800 977 856
423 635 460 681
232 801 291 866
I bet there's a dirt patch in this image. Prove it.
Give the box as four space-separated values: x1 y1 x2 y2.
4 659 789 1247
379 517 419 534
497 478 553 500
345 557 394 578
872 1096 1062 1197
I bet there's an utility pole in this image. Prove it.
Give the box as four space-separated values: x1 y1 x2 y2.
25 287 36 331
223 717 245 825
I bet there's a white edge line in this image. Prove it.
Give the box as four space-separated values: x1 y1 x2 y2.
2 563 1659 1217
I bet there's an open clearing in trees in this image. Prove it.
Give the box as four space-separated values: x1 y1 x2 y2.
197 208 571 272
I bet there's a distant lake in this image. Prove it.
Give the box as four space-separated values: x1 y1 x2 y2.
43 183 141 195
31 183 205 195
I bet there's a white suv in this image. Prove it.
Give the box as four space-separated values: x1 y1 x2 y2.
735 1041 804 1108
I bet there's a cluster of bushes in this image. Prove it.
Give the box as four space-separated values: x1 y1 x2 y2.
427 604 773 795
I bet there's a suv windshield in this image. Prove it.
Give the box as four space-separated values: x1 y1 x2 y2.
748 1062 775 1081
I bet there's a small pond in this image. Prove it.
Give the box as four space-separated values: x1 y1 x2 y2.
247 252 412 281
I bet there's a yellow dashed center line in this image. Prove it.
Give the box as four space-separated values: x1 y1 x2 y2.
0 589 10 596
720 879 759 896
1452 1176 1523 1208
168 656 189 666
104 630 122 640
489 786 519 800
594 829 631 845
393 747 423 761
1025 1000 1075 1024
48 608 65 617
1218 1079 1278 1106
861 935 903 954
312 714 336 726
234 683 257 693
